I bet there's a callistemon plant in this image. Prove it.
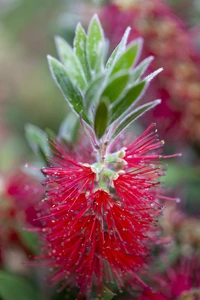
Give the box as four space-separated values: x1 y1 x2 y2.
25 15 181 299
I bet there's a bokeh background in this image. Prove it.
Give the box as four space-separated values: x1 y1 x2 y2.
0 0 200 299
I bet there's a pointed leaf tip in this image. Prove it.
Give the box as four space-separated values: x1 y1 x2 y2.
25 124 50 162
91 13 101 24
106 26 132 70
87 13 105 72
122 26 131 45
47 54 52 61
47 55 56 70
54 35 63 44
155 99 162 105
144 68 163 82
74 22 91 82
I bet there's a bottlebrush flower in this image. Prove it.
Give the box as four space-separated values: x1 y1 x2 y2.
100 0 200 144
141 256 200 300
6 171 44 227
27 14 181 299
37 124 180 299
0 171 44 266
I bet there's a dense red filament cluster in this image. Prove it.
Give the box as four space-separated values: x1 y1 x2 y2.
39 124 179 298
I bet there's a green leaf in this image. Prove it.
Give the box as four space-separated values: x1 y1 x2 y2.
129 56 154 83
102 71 129 104
0 271 42 300
87 14 105 72
59 113 79 143
106 26 131 70
84 74 105 122
110 38 142 76
74 23 91 82
110 80 147 124
25 124 50 160
94 100 109 139
112 100 161 140
48 56 91 125
55 36 87 90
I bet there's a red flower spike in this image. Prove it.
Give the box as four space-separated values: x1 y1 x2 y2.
140 256 200 299
38 126 180 298
0 171 44 266
6 172 44 226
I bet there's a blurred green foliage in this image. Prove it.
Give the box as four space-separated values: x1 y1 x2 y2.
0 271 43 300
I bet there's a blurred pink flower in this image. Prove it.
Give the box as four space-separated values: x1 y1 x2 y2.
0 171 44 265
141 256 200 299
